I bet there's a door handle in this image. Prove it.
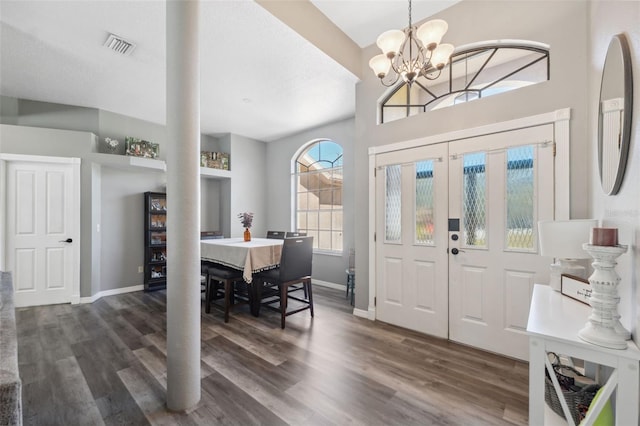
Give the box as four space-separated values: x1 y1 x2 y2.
59 238 73 243
451 248 465 255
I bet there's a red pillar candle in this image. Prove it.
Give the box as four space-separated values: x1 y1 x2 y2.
590 227 618 246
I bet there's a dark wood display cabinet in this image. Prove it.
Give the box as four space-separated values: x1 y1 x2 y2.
144 191 167 291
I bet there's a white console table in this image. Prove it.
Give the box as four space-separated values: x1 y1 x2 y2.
527 284 640 426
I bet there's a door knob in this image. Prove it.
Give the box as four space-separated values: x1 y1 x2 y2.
451 248 465 255
59 238 73 243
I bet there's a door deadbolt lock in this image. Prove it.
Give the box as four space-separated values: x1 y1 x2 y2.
451 234 459 241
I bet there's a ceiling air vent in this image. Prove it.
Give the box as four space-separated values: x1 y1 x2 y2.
103 33 136 56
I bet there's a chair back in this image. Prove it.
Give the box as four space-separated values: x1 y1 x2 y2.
285 231 307 238
279 236 313 282
266 231 285 239
201 231 223 239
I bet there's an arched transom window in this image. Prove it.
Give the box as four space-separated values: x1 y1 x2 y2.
381 40 550 123
294 140 343 252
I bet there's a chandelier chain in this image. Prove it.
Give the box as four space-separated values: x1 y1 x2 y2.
408 0 412 29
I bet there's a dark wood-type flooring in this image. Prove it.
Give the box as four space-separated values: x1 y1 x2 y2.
16 286 528 425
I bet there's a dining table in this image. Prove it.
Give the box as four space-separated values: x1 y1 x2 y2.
200 237 283 283
201 237 284 316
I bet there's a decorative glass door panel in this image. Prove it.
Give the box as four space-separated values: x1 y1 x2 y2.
385 164 402 243
462 153 487 248
375 143 449 338
506 145 536 251
448 125 554 360
415 160 435 246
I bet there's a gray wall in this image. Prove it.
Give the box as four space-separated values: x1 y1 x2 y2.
100 166 166 291
1 96 99 134
0 124 98 297
588 1 640 345
265 117 355 286
228 133 268 239
0 98 230 297
354 0 591 310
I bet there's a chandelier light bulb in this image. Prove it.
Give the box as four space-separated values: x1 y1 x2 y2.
376 29 406 58
369 54 391 78
430 43 455 69
416 19 448 50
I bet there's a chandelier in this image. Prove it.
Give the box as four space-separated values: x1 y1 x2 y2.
369 0 454 87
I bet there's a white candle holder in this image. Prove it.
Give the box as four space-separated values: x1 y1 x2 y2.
578 243 629 349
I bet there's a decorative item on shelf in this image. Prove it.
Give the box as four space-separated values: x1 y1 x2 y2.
538 219 598 291
369 0 454 87
98 137 123 155
125 137 159 159
560 274 591 305
200 151 230 170
590 227 618 246
579 241 630 349
238 212 253 242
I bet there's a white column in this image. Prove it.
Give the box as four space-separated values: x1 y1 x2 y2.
166 0 201 411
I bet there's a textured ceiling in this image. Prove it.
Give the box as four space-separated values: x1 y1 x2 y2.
0 0 457 142
311 0 461 48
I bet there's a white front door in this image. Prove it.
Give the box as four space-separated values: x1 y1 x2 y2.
448 125 555 359
375 143 449 338
373 125 555 360
5 159 79 307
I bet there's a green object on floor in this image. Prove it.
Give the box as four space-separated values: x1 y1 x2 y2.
582 386 613 426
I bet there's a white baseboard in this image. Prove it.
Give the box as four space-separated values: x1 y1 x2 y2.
353 308 369 319
312 279 346 291
79 284 144 304
353 307 376 320
79 281 344 304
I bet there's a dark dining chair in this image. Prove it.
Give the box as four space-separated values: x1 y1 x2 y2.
255 236 314 329
201 231 223 294
266 231 286 239
204 264 247 323
285 231 307 238
346 248 355 306
201 231 246 322
283 231 309 296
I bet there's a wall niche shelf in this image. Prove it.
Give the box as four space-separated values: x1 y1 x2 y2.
200 167 231 180
88 154 231 180
88 153 166 172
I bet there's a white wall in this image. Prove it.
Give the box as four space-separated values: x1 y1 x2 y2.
354 0 591 310
265 117 355 286
588 1 640 344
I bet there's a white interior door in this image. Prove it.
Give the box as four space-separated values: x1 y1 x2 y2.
6 159 79 307
375 143 449 338
448 125 555 360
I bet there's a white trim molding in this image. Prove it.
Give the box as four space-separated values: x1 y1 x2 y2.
368 107 571 322
0 153 82 306
79 284 145 304
312 279 345 291
353 307 376 320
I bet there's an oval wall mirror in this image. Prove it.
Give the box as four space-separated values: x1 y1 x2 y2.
598 33 633 195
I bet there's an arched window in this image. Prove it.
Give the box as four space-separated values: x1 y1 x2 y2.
293 140 343 252
381 40 550 123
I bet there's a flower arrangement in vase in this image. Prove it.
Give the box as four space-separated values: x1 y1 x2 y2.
238 212 254 241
